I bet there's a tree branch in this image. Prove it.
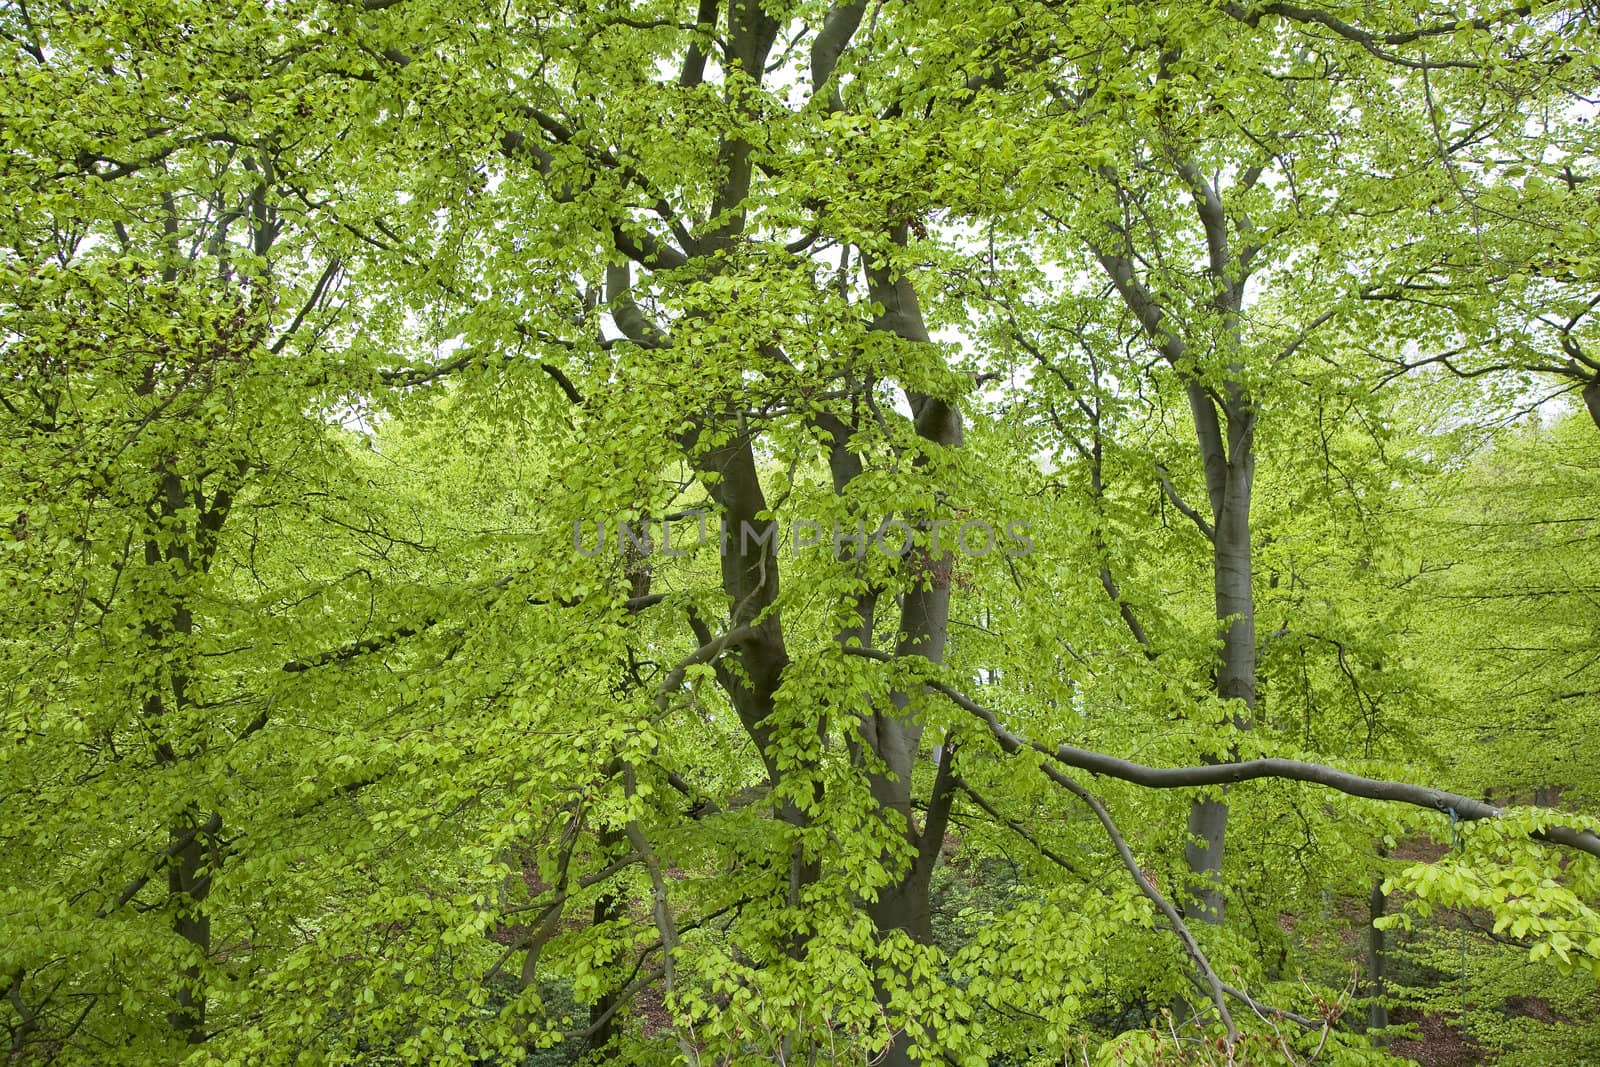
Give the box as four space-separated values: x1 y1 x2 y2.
1221 1 1505 70
604 263 670 348
655 624 760 716
96 812 223 918
1036 760 1238 1049
1155 462 1216 541
808 1 866 112
914 736 960 883
678 0 720 88
955 777 1082 876
841 649 1600 863
620 764 698 1063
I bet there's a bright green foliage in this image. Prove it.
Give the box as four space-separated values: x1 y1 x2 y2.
3 0 1599 1065
1368 409 1600 1061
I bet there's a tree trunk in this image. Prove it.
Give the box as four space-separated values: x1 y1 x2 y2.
858 245 964 1067
1583 374 1599 433
1367 873 1389 1038
1177 382 1257 926
166 810 213 1043
587 827 628 1053
143 465 227 1046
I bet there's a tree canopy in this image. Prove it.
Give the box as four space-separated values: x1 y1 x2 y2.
2 0 1599 1064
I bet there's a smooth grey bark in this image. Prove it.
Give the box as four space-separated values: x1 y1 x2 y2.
1094 151 1261 926
1092 269 1257 925
1186 383 1257 924
808 0 866 113
860 249 960 843
857 649 1600 860
1584 375 1600 432
1367 873 1389 1037
856 230 965 1067
693 429 792 777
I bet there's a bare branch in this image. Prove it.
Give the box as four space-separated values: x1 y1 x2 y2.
1222 1 1514 70
1038 761 1238 1050
1155 462 1216 541
956 778 1083 876
1272 307 1339 365
1220 981 1321 1031
841 649 1600 863
655 624 760 716
270 257 343 355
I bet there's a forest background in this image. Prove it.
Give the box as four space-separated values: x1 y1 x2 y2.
3 0 1600 1064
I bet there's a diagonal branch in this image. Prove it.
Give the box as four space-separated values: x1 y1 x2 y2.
96 812 223 918
840 649 1600 863
1220 1 1505 70
1036 761 1238 1050
1221 981 1320 1030
501 114 690 270
1099 563 1156 656
956 777 1082 876
913 736 960 884
283 590 662 672
1154 462 1215 541
656 623 760 716
270 257 343 355
678 0 720 88
808 1 867 112
1272 307 1340 365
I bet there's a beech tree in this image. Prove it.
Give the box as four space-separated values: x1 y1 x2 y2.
3 0 1598 1065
